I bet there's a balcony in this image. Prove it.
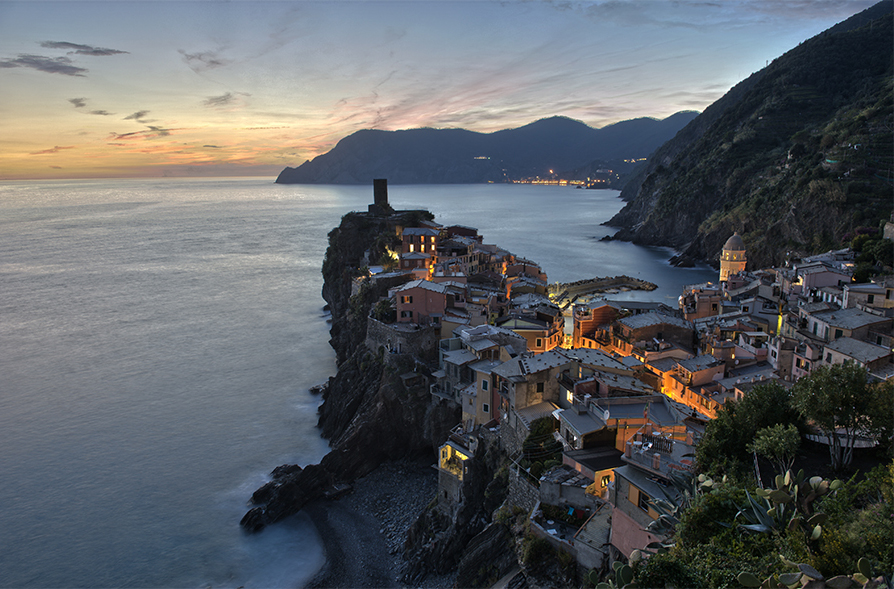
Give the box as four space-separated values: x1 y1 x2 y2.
623 430 695 477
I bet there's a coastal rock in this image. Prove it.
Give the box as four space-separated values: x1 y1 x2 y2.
668 254 696 268
453 522 517 589
241 209 459 533
402 430 505 583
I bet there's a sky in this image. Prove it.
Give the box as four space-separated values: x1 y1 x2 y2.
0 0 879 180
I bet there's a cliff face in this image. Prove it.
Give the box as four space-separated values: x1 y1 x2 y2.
608 1 893 269
402 432 510 584
241 210 459 532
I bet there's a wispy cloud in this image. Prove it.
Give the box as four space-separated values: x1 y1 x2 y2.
69 97 113 115
0 54 86 76
146 125 170 137
40 41 128 56
124 110 151 123
30 145 76 155
202 91 250 108
179 49 231 73
108 126 175 141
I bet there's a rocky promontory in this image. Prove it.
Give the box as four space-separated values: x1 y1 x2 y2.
548 275 657 307
240 209 459 533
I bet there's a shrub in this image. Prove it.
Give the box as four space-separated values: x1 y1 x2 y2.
677 485 746 547
635 551 706 589
521 535 554 568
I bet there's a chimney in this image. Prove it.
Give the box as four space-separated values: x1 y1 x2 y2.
652 452 661 470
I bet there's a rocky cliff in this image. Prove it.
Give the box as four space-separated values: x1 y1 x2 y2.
608 1 893 270
240 210 459 532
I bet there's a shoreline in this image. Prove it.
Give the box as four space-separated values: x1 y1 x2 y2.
304 459 456 589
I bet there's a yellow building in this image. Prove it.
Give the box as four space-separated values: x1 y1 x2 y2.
719 232 747 282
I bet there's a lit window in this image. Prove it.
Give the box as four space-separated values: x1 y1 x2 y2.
401 295 413 304
409 244 414 252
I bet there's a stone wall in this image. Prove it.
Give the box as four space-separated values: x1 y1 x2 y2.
499 410 528 457
437 469 463 518
365 317 440 364
506 464 540 513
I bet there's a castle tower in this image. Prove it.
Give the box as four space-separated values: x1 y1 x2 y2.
368 178 391 215
719 232 747 282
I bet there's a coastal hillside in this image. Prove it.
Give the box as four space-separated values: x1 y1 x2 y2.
608 0 893 270
275 112 698 184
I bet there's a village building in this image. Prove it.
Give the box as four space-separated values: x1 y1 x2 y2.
822 337 894 377
496 301 564 353
767 336 797 381
804 307 891 343
842 279 894 310
791 339 824 380
435 424 489 518
574 299 678 348
680 282 723 321
395 279 467 327
610 419 700 558
595 311 696 362
777 261 852 299
431 324 526 419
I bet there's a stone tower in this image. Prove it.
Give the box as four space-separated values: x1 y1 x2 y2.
719 232 747 282
368 178 391 215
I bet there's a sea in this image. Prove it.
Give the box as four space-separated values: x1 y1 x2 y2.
0 178 715 588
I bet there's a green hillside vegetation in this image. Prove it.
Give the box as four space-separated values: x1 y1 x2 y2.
609 5 893 270
629 464 892 589
614 365 894 588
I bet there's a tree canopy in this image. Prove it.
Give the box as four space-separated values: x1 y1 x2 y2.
791 363 886 471
696 381 803 477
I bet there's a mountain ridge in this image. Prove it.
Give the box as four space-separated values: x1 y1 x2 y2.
607 0 894 269
275 112 698 184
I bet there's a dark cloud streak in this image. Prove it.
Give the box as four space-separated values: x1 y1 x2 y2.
30 145 76 155
124 111 150 122
204 93 235 107
108 126 175 141
0 54 86 76
40 41 128 56
179 50 231 73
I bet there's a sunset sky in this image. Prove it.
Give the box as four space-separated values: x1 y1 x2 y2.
0 0 878 180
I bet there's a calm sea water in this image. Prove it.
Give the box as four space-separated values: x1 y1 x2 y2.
0 178 715 588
